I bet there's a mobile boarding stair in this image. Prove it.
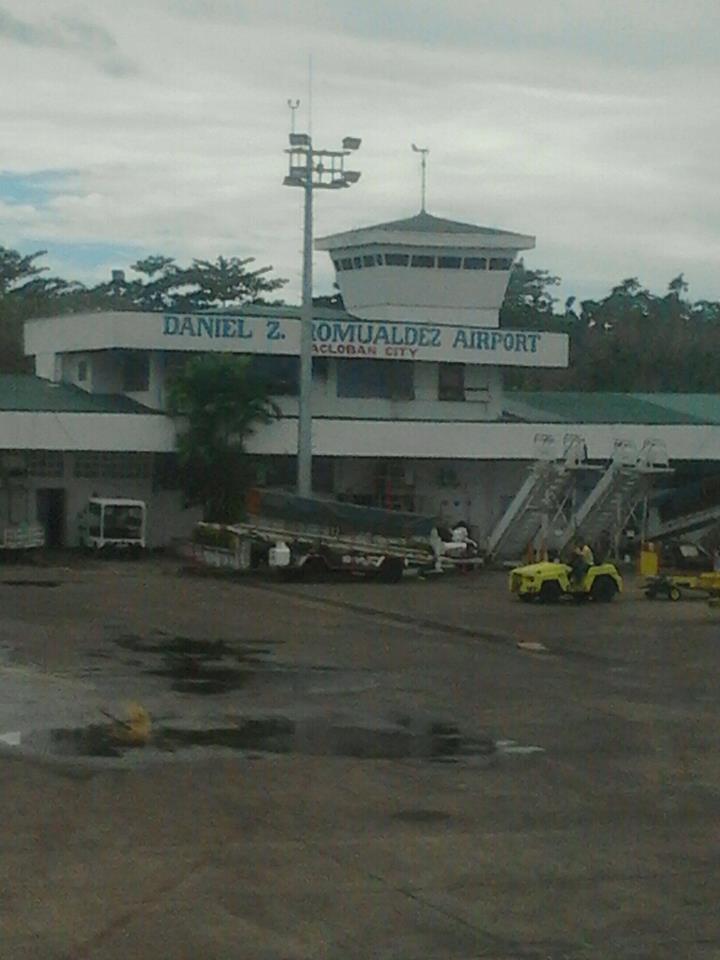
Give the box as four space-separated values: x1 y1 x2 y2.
486 434 587 562
557 438 671 555
646 502 720 542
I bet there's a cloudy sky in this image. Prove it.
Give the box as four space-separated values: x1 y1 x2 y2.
1 0 719 305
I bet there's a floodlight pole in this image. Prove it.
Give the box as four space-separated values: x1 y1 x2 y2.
284 127 361 498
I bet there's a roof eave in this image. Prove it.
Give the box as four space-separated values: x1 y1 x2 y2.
316 228 535 251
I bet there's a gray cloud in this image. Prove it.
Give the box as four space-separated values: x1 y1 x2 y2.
0 6 137 76
1 0 719 306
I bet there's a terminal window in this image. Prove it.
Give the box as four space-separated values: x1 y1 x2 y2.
489 257 513 270
438 363 466 401
337 359 414 400
438 256 462 269
122 351 150 392
410 255 435 268
384 253 410 266
249 356 299 396
463 257 487 270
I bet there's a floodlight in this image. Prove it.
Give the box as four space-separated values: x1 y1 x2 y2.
283 175 304 187
289 132 311 147
343 170 361 184
342 136 361 151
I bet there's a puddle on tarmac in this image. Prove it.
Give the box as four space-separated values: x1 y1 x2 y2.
111 633 342 696
1 580 61 588
39 715 496 765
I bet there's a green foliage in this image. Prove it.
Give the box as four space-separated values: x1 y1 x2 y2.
167 354 280 522
502 265 720 393
0 244 287 373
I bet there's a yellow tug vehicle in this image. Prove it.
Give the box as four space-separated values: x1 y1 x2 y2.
509 560 623 604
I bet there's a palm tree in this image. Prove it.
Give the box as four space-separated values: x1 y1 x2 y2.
168 354 279 521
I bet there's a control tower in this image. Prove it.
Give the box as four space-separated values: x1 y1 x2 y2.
315 210 535 327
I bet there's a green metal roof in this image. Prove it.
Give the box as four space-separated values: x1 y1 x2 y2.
504 392 720 425
0 376 160 414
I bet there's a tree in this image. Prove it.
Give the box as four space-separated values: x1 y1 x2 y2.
169 255 287 310
0 245 82 372
167 355 280 521
500 260 562 329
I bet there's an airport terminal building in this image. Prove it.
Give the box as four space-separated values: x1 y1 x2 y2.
3 211 720 550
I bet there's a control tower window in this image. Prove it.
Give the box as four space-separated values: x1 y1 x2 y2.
362 255 376 267
438 256 461 269
353 256 362 269
384 253 410 266
411 255 435 268
438 363 466 402
340 257 353 270
490 257 513 270
463 257 487 270
375 254 384 265
333 259 343 271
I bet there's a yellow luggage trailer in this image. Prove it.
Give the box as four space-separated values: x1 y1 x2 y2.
645 571 720 601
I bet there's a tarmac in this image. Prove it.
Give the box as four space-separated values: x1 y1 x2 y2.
1 558 719 959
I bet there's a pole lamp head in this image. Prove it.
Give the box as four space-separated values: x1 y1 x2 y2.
289 132 311 147
342 136 361 151
342 170 361 184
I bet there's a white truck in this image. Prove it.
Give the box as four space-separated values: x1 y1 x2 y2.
78 498 147 554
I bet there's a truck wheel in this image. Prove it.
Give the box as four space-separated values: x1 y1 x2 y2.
302 556 328 581
591 576 617 602
375 557 404 583
539 580 562 603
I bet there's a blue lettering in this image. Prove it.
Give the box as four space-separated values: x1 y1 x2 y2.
527 333 540 353
475 330 491 349
503 333 515 351
236 318 252 339
404 326 419 347
315 322 332 342
490 331 502 350
357 324 373 345
332 322 354 343
390 325 405 346
198 317 214 338
220 318 233 337
374 326 389 345
515 333 528 352
452 329 469 349
267 319 281 340
430 328 441 347
180 317 197 337
163 315 179 335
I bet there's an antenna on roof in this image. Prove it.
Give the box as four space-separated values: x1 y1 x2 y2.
411 143 429 213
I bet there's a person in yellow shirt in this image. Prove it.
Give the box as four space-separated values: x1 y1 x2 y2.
581 542 595 566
